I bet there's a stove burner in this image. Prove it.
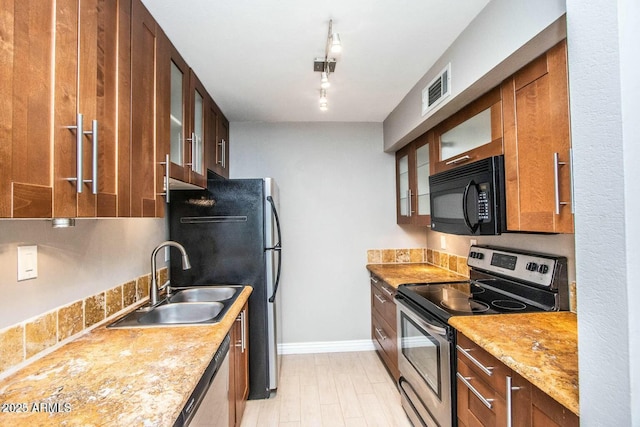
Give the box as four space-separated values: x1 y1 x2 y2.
441 298 490 313
469 283 486 294
491 299 527 311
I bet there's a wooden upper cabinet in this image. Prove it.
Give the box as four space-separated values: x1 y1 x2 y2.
1 0 54 218
187 71 207 187
2 0 125 219
166 46 207 187
502 40 573 233
204 96 230 179
53 0 121 218
130 0 162 217
396 133 434 226
433 87 503 174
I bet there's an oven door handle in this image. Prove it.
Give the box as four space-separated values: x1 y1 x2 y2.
462 180 480 234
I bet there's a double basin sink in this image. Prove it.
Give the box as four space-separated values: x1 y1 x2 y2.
108 285 243 328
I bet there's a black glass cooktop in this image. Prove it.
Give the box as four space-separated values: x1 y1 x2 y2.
397 280 549 321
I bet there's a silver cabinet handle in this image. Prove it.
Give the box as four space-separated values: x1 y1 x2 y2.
554 152 569 215
238 310 246 353
505 376 522 427
445 155 471 166
381 285 394 297
406 189 413 216
374 327 387 341
84 119 98 194
65 113 84 193
184 132 195 167
217 139 227 169
457 373 494 409
370 276 379 284
569 148 575 214
157 153 170 203
456 345 494 376
374 293 387 304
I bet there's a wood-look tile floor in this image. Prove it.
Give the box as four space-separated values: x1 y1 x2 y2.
240 351 412 427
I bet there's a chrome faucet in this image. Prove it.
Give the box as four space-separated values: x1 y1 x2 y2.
150 241 191 306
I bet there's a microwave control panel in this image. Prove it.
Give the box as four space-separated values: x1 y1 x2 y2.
477 183 490 221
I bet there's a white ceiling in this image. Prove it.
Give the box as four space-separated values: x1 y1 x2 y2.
141 0 490 123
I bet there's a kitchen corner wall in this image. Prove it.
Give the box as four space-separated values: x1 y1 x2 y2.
230 122 426 347
0 219 167 330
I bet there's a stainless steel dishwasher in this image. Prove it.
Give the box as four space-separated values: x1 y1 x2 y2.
174 335 230 427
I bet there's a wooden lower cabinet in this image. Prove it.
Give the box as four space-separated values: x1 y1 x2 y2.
370 275 399 381
229 302 249 427
456 332 578 427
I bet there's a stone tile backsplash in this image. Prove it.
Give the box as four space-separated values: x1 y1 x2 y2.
0 267 167 377
367 248 470 278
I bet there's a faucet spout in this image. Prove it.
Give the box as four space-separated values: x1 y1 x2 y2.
150 241 191 306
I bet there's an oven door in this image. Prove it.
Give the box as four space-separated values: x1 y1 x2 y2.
397 297 454 427
429 155 505 235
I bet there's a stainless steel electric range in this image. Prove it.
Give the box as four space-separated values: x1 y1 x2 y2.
395 245 569 427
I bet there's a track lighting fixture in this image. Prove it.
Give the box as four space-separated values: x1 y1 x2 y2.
313 19 342 111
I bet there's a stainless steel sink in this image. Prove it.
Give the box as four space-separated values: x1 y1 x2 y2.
138 302 224 325
168 286 237 303
107 285 244 329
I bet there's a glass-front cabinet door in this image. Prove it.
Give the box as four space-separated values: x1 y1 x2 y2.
396 134 433 226
433 87 503 174
170 61 185 168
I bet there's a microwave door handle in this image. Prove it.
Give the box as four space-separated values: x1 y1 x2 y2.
462 180 480 234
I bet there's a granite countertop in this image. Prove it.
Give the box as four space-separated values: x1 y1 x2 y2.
0 286 252 427
449 312 579 416
366 263 468 288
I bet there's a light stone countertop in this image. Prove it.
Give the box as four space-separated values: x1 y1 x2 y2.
366 263 468 288
0 286 252 427
449 312 579 416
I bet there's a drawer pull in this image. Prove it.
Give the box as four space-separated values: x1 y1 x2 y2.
374 293 387 304
457 373 494 409
381 286 394 297
445 155 471 166
506 375 522 427
371 276 379 284
457 345 494 376
375 327 387 341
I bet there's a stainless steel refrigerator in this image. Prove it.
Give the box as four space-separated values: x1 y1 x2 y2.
168 178 282 399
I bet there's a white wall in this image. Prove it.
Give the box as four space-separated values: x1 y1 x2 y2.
383 0 567 151
0 219 167 329
566 0 638 424
230 122 426 345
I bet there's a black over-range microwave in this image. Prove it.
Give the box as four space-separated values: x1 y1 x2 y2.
429 155 506 235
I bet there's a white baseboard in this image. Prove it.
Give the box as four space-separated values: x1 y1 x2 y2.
278 339 376 355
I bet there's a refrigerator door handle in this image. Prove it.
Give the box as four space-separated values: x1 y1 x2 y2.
266 196 282 303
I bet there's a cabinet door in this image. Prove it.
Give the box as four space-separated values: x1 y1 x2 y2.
232 303 249 426
1 0 54 218
188 71 207 187
130 0 160 217
205 96 220 175
396 143 415 224
218 115 230 179
53 0 121 218
168 47 190 183
414 133 434 226
117 0 132 217
433 87 503 174
503 41 573 233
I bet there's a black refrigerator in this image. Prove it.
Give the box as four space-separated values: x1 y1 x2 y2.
168 178 282 400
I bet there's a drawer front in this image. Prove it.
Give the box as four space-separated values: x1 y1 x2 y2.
457 333 511 397
371 278 396 326
457 358 507 427
371 311 398 379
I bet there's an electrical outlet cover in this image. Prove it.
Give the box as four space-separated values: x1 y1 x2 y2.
17 245 38 281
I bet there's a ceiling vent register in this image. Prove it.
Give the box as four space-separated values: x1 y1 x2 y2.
422 63 451 116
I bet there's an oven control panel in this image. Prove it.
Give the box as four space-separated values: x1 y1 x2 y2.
467 245 564 289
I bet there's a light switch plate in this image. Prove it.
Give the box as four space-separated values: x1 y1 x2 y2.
440 235 447 250
17 245 38 281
